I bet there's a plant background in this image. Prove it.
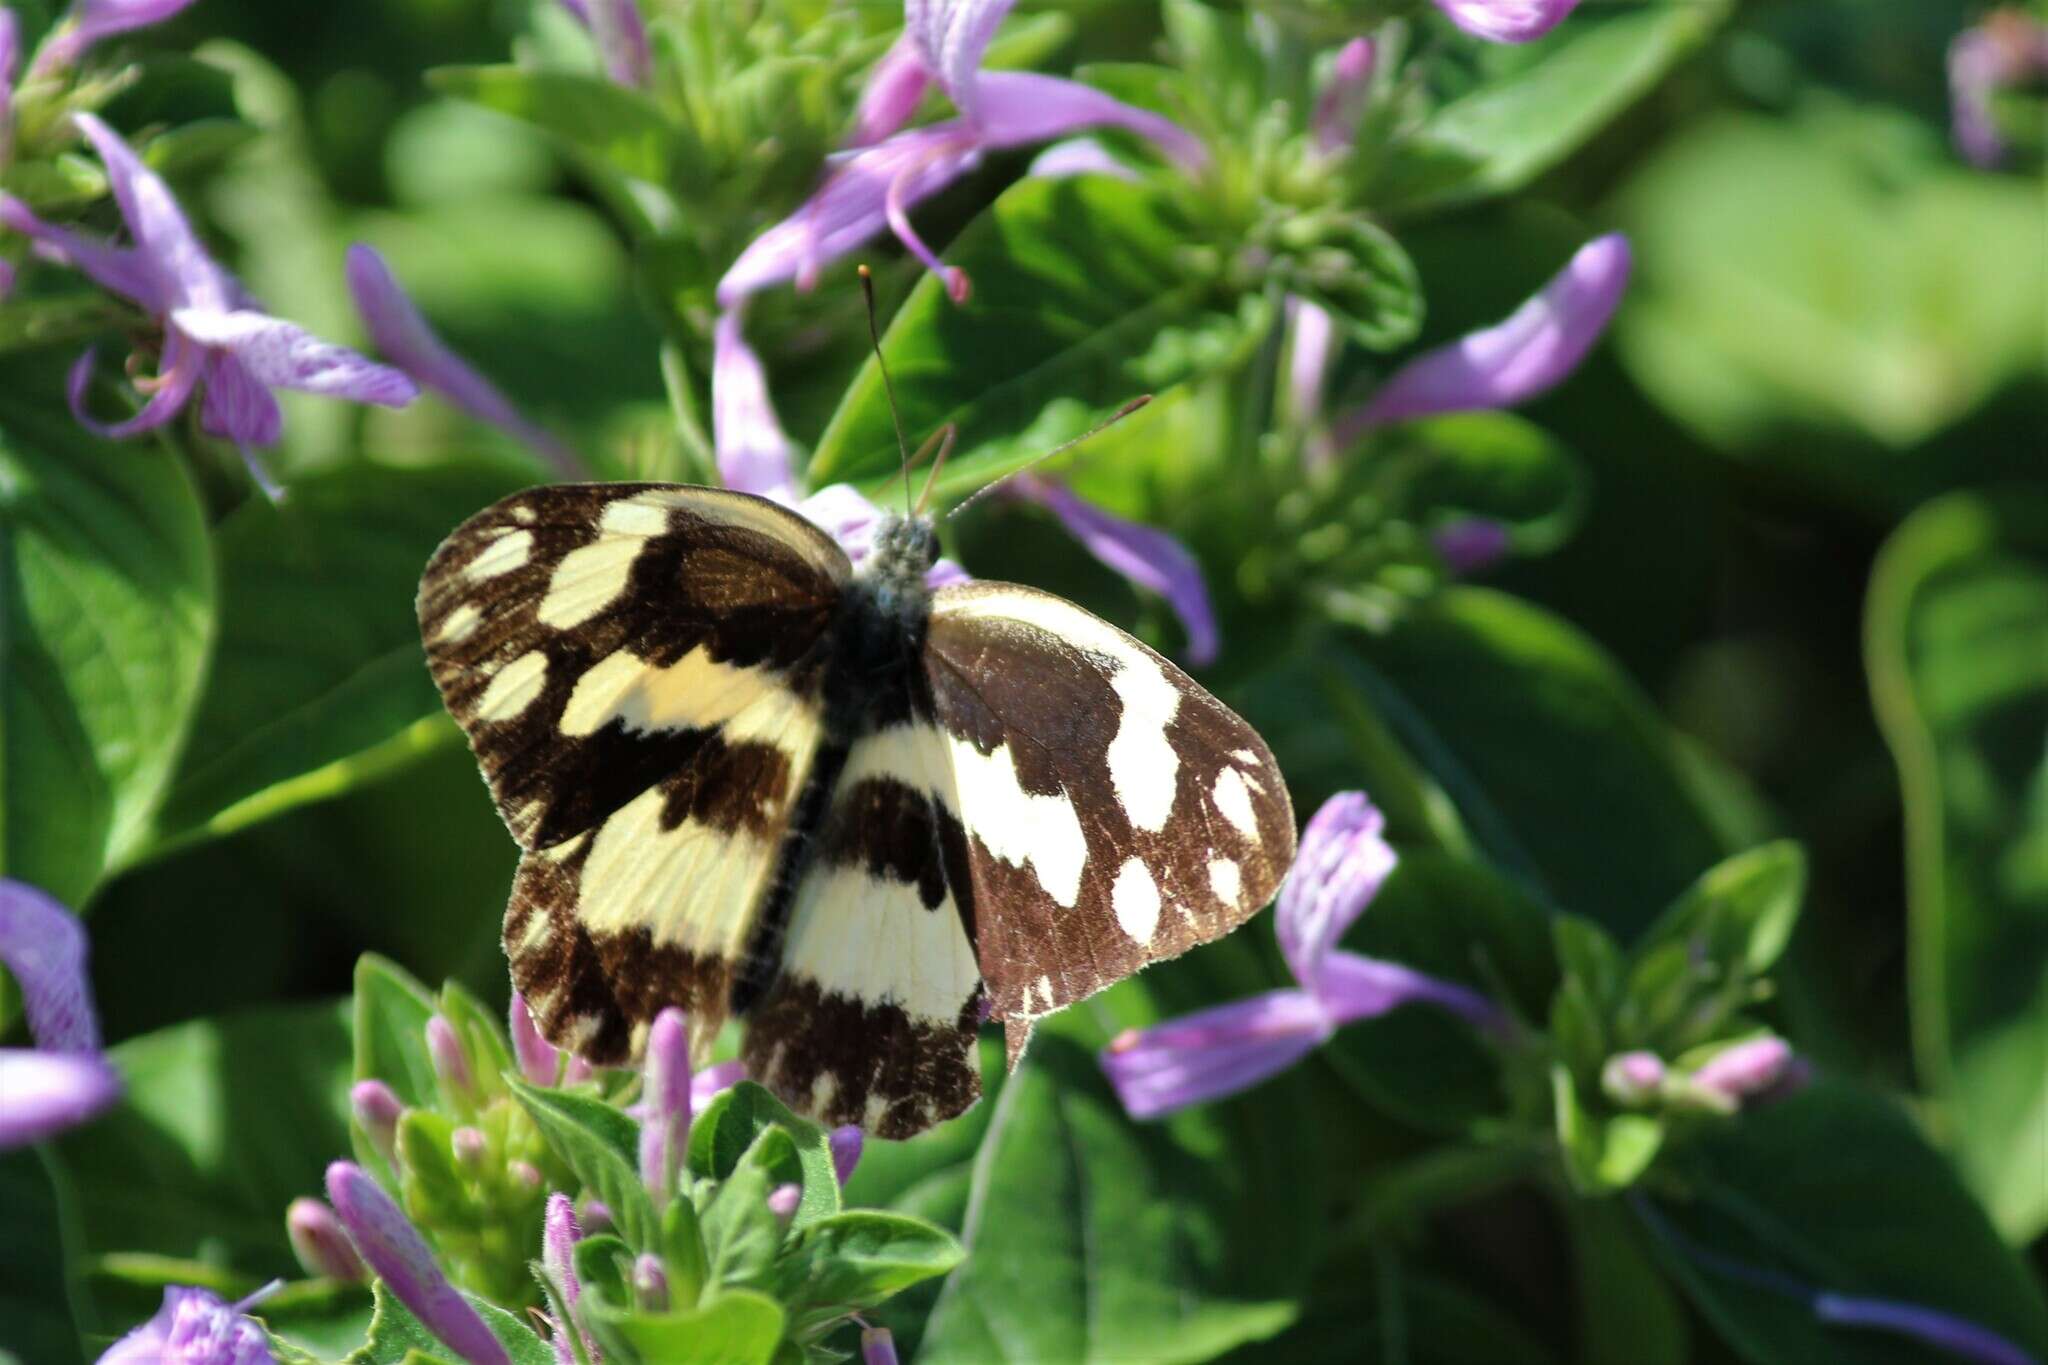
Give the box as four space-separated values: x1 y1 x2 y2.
1 0 2044 1361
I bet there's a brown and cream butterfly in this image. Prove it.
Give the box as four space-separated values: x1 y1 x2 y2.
418 483 1294 1137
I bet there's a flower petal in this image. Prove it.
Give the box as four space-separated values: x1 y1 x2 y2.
1274 792 1396 990
99 1284 275 1365
509 993 561 1086
0 1049 121 1148
1688 1036 1795 1106
0 880 100 1051
345 244 581 475
1814 1294 2035 1365
326 1161 512 1365
851 33 932 147
1005 475 1219 666
1344 233 1630 432
1312 38 1376 155
829 1125 864 1185
1286 295 1337 436
692 1059 747 1115
71 113 228 313
1948 16 2048 169
287 1198 367 1283
171 307 418 407
585 0 651 87
1317 950 1506 1033
1430 0 1581 44
716 124 981 307
1098 989 1332 1119
904 0 1015 118
1 10 21 159
712 310 799 500
34 0 200 72
1028 137 1141 182
973 71 1207 170
0 193 164 310
198 349 283 448
68 338 200 439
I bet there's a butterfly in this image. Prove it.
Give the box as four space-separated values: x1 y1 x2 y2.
418 483 1296 1137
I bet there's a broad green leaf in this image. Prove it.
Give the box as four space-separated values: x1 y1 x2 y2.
353 956 440 1111
582 1276 785 1365
1868 491 2048 1240
428 66 680 184
1284 215 1424 353
1346 589 1732 937
1636 842 1806 978
1564 1197 1690 1365
436 978 515 1104
506 1077 657 1250
148 465 528 854
685 1082 838 1229
1644 1080 2048 1363
809 176 1264 494
0 381 215 908
776 1211 963 1319
1214 1268 1558 1364
348 1280 556 1365
916 1034 1307 1364
698 1129 788 1293
1378 1 1732 215
45 1002 353 1346
0 1150 81 1365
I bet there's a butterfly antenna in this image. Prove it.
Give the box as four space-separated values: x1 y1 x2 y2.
946 395 1152 520
858 264 914 516
914 424 956 518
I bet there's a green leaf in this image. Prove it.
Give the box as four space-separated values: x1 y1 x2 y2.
0 378 215 907
1346 589 1731 937
698 1130 786 1294
506 1077 657 1250
1281 215 1423 353
1214 1267 1558 1364
428 66 680 184
1552 916 1625 1014
686 1082 838 1230
915 1033 1307 1363
353 955 440 1111
809 176 1264 494
1551 1066 1664 1195
0 1150 82 1365
1636 842 1806 978
1868 490 2048 1240
776 1211 963 1319
148 465 527 853
45 1002 353 1345
1564 1197 1690 1365
1378 2 1732 215
1644 1079 2048 1363
436 978 515 1104
584 1283 785 1365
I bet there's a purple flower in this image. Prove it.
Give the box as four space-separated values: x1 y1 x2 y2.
543 1193 582 1306
287 1198 366 1283
766 1183 802 1223
554 0 650 88
1335 234 1630 441
345 245 583 478
639 1007 692 1201
712 311 800 500
1312 38 1376 155
32 0 201 76
1003 474 1220 667
425 1015 473 1101
1 8 21 162
1815 1295 2036 1365
1028 137 1142 182
350 1079 404 1162
1431 0 1581 45
850 33 932 147
1949 13 2048 168
829 1125 864 1185
1601 1051 1666 1108
862 1327 902 1365
632 1253 670 1311
509 992 561 1086
1101 793 1505 1120
716 0 1202 310
99 1284 277 1365
1431 518 1513 577
789 482 969 587
1687 1036 1800 1112
0 880 121 1149
326 1161 512 1365
0 116 415 495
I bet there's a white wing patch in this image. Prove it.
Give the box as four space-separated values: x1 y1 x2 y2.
560 644 791 739
475 649 549 721
1111 857 1162 943
1212 766 1260 838
465 528 533 579
945 733 1088 907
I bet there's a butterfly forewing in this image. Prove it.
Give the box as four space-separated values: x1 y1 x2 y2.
924 582 1296 1064
419 484 848 1061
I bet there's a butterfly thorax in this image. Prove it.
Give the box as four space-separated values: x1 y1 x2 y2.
818 512 940 742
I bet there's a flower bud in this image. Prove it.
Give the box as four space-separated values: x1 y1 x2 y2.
451 1125 487 1172
1601 1051 1667 1108
425 1016 472 1100
633 1253 670 1312
767 1182 801 1225
544 1192 583 1303
350 1080 404 1162
578 1197 614 1234
639 1008 692 1201
286 1197 365 1282
509 992 560 1086
326 1161 510 1365
829 1125 865 1186
509 1160 543 1191
1691 1037 1795 1108
863 1326 901 1365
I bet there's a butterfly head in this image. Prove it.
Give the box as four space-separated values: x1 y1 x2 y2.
866 510 941 593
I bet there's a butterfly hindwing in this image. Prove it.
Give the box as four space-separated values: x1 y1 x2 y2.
924 582 1297 1061
419 484 847 1062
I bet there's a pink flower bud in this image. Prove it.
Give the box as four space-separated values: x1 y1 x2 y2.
767 1183 801 1224
425 1016 472 1100
286 1197 366 1282
350 1080 404 1162
1601 1051 1666 1107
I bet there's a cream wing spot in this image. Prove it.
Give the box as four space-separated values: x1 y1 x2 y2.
465 528 533 579
1212 766 1260 838
561 645 782 738
435 602 482 644
1111 857 1162 944
946 736 1087 907
1208 858 1242 906
1104 657 1181 833
476 649 549 721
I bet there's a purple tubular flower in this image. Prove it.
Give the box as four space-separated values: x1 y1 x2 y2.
1004 474 1220 666
1028 137 1141 182
33 0 201 75
510 992 561 1086
287 1198 367 1283
711 311 800 500
1690 1036 1795 1107
851 34 932 147
640 1007 692 1201
1340 234 1631 438
0 880 121 1149
1948 14 2048 169
1 117 414 492
542 1193 583 1307
1312 38 1376 155
862 1326 903 1365
99 1284 277 1365
345 245 583 478
350 1080 404 1161
1815 1294 2036 1365
829 1125 864 1185
1275 793 1396 992
1318 951 1505 1033
632 1253 670 1311
326 1161 512 1365
1432 518 1513 576
425 1015 473 1100
692 1058 747 1114
1100 991 1333 1120
1430 0 1581 45
1602 1051 1667 1108
1 8 20 161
